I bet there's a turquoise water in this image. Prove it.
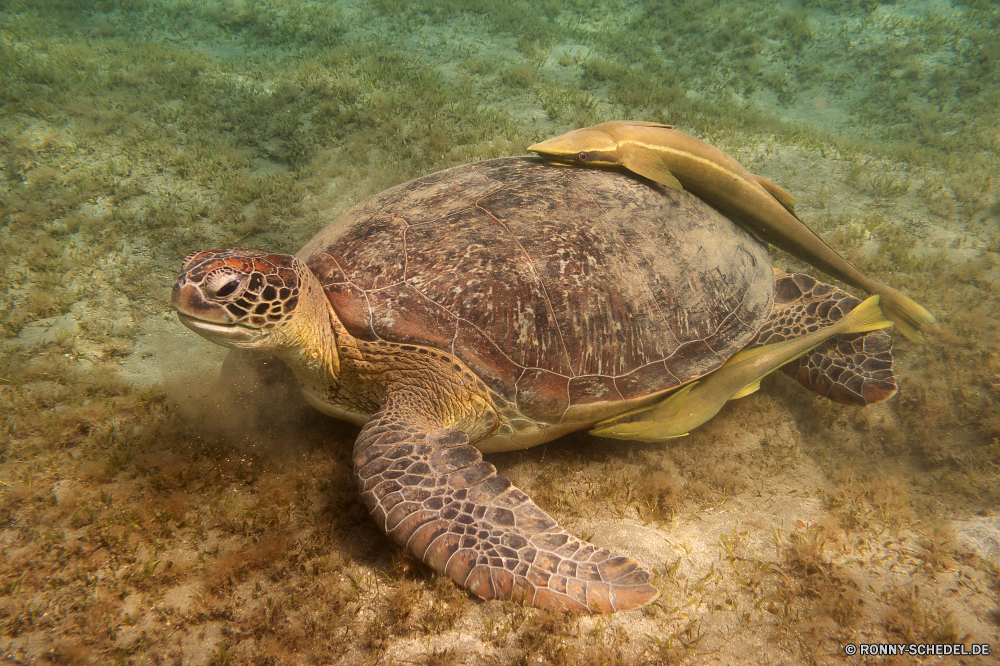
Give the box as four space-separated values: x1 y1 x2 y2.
1 1 997 663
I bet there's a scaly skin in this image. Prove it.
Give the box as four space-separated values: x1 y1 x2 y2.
354 391 659 612
755 271 897 406
172 248 660 612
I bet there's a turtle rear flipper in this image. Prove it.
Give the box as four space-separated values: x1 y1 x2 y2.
354 393 659 612
755 271 898 406
782 332 896 406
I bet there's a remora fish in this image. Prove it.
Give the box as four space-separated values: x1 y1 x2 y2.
529 121 934 343
590 295 891 441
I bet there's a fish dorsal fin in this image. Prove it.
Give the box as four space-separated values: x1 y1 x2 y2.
619 144 683 189
730 378 762 400
754 175 800 218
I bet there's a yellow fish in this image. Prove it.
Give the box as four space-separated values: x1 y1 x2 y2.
529 121 934 343
590 295 891 441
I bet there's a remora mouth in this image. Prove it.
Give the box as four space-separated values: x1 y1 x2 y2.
527 142 559 157
176 310 259 345
527 150 578 166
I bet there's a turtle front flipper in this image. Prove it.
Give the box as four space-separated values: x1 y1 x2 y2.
354 393 659 613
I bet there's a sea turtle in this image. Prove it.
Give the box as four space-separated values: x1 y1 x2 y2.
172 158 896 613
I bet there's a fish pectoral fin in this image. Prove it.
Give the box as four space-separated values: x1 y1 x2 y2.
754 175 800 218
730 379 762 400
619 145 683 189
590 421 687 441
590 404 654 438
649 382 696 420
591 383 696 441
590 406 657 440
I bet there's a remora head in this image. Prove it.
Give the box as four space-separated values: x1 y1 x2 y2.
528 127 620 167
171 248 307 350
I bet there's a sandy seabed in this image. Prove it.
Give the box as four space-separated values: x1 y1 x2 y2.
1 0 998 664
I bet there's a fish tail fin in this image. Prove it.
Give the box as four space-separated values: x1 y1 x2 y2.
725 298 890 396
838 295 895 336
871 286 934 343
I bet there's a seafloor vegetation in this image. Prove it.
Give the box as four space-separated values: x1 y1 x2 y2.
1 0 997 663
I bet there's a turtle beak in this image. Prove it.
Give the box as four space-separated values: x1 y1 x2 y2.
171 283 262 346
175 311 261 346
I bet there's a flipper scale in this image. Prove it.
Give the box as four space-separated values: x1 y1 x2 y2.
755 271 898 405
354 394 659 612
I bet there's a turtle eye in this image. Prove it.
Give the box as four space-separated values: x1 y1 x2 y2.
216 279 241 298
578 152 588 161
206 270 245 299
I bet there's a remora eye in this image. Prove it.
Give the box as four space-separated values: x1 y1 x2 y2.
578 152 588 161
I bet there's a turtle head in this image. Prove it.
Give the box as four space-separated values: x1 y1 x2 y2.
172 249 313 351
